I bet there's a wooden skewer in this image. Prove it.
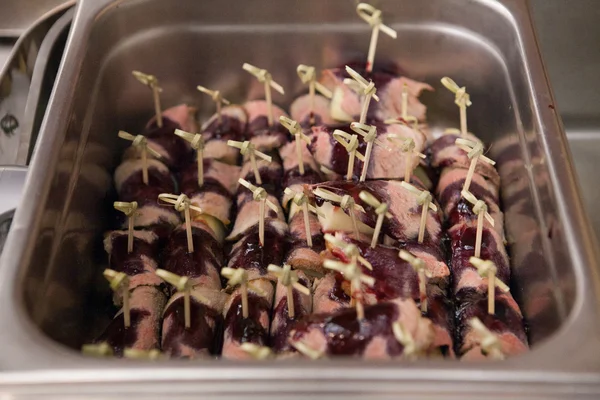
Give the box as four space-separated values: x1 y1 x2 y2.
455 137 496 193
118 131 162 185
392 321 418 360
350 122 388 182
267 264 310 318
284 187 323 248
469 257 510 315
469 317 505 360
297 64 333 125
238 178 279 246
332 129 365 181
82 342 113 357
158 193 203 253
123 348 163 360
221 267 252 318
344 66 380 123
461 190 495 258
441 77 472 136
289 339 324 360
196 85 230 126
113 201 137 253
280 116 312 175
175 129 205 187
324 258 375 320
242 63 285 127
358 190 392 248
400 182 438 243
227 140 272 185
103 269 131 328
398 250 431 312
313 187 366 239
156 269 207 329
240 343 273 360
132 71 163 128
401 83 409 120
356 3 397 73
323 233 373 271
386 135 426 183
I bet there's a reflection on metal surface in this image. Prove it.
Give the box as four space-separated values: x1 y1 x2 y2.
0 0 598 396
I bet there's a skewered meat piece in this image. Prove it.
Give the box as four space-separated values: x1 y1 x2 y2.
280 141 323 190
309 121 426 181
161 220 225 292
180 158 241 225
436 168 504 236
227 197 285 241
94 286 167 356
289 298 435 359
103 230 163 294
269 271 312 356
221 279 275 359
145 104 199 135
290 94 336 127
244 100 289 151
428 133 500 186
313 180 443 245
226 220 288 281
201 105 249 164
237 158 283 197
319 63 433 123
161 288 229 358
456 287 528 359
114 158 176 201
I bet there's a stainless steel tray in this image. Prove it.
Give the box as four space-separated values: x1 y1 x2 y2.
0 0 599 397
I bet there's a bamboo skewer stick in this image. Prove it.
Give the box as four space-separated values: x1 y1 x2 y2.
358 190 392 248
386 135 426 183
243 63 285 127
469 317 505 360
344 66 380 123
324 233 373 272
82 342 113 357
455 138 496 193
284 187 323 248
323 258 375 320
267 264 310 318
175 129 205 187
240 343 273 360
400 182 438 243
103 269 131 328
461 190 495 258
332 129 365 181
118 131 162 185
156 269 208 329
469 257 510 315
356 3 397 73
313 187 366 240
289 340 324 360
221 267 266 319
227 140 272 185
392 321 418 360
196 85 230 125
280 116 312 175
398 250 432 312
350 122 388 182
123 348 163 360
158 193 203 253
441 77 472 136
238 178 279 246
113 201 138 253
296 64 333 125
132 71 163 128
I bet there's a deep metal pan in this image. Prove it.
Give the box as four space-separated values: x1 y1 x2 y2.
0 0 599 398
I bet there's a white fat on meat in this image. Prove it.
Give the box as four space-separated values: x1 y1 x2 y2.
201 105 248 132
227 196 286 241
290 94 336 125
128 204 180 229
244 100 288 125
203 141 239 165
114 158 170 194
146 104 198 134
190 191 233 227
103 230 158 253
122 139 170 165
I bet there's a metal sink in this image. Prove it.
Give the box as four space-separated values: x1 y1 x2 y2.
530 0 600 242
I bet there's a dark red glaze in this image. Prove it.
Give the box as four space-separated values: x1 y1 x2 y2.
439 179 498 211
162 225 224 283
428 134 461 168
270 277 311 352
454 287 527 354
162 296 222 357
449 225 510 285
179 159 232 199
282 167 323 189
203 115 247 142
144 117 180 138
118 168 177 204
291 301 403 356
247 116 288 142
144 117 192 170
228 223 286 276
328 273 352 304
95 308 152 356
224 292 272 344
309 123 363 179
288 226 325 254
108 234 158 275
299 113 323 129
237 161 283 198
